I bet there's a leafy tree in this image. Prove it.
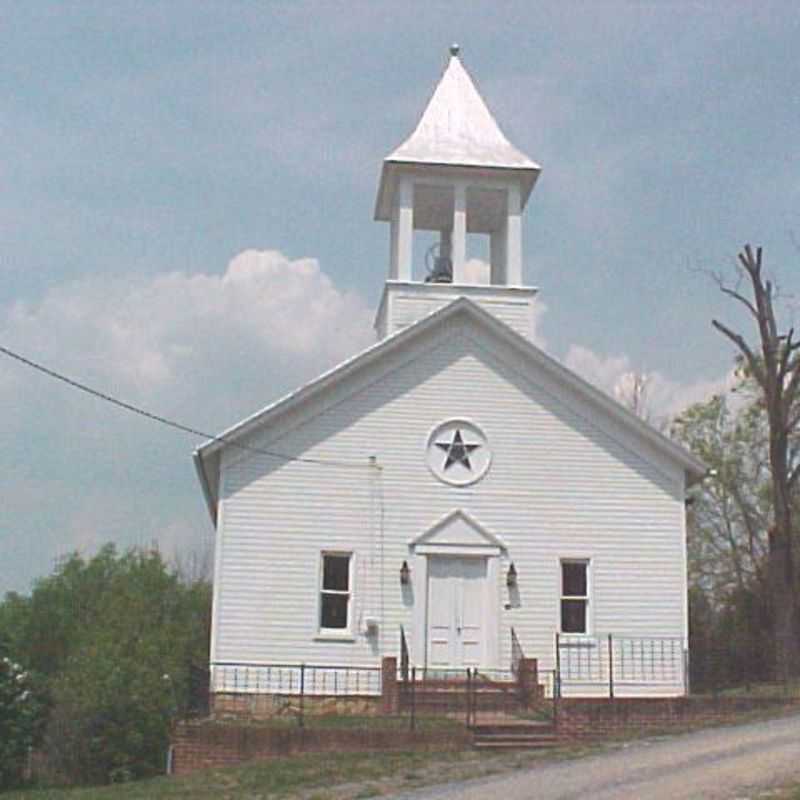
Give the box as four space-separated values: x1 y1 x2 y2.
0 545 211 784
673 392 771 604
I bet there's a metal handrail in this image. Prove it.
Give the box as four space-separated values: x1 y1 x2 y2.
511 626 524 678
400 625 409 683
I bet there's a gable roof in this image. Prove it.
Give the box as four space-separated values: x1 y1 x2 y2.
194 298 706 522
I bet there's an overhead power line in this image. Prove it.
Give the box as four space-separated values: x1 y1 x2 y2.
0 344 376 470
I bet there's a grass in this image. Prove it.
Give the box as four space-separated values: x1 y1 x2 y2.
4 746 578 800
753 784 800 799
195 713 464 731
9 699 800 800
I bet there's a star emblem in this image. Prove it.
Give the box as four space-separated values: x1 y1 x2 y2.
435 428 480 471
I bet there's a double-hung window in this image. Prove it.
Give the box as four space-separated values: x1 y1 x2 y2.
560 559 589 634
319 553 352 632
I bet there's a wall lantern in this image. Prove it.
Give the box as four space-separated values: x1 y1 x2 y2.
400 560 411 585
506 562 518 589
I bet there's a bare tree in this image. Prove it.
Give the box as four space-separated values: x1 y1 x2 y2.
614 370 668 431
711 245 800 676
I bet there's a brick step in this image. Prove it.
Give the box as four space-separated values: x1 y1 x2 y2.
473 736 560 750
404 687 515 697
471 721 554 735
400 696 520 712
403 680 517 690
472 721 558 749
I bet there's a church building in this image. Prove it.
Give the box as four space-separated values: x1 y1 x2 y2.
194 47 705 705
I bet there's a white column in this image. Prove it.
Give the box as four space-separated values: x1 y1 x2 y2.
390 178 414 281
505 183 522 285
452 182 467 283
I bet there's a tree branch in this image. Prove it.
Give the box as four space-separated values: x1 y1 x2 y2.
719 285 760 320
784 359 800 409
789 463 800 490
712 318 766 388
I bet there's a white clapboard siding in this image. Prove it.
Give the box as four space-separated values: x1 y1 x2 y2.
374 282 538 341
212 319 688 697
391 294 532 339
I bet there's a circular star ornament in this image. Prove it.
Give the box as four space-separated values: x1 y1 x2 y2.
426 419 491 486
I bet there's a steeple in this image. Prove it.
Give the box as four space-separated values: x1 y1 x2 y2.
376 44 540 213
374 47 541 340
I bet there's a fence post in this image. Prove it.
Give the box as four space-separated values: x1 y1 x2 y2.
381 657 398 715
410 666 416 732
555 632 561 698
608 634 614 699
552 669 559 727
299 664 305 729
683 647 690 696
466 667 472 727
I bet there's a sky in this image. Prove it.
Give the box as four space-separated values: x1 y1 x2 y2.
2 2 799 594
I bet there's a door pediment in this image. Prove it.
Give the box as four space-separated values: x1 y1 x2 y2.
410 509 506 555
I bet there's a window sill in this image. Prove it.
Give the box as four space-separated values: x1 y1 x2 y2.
314 633 356 643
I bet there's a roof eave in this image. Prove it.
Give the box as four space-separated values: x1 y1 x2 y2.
193 448 218 526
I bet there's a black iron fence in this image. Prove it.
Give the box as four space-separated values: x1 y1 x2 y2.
211 661 382 697
555 633 686 697
191 658 558 730
398 665 558 727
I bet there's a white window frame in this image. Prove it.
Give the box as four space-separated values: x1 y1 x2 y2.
559 558 591 636
317 551 354 637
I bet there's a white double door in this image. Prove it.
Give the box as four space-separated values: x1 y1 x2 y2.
427 556 487 669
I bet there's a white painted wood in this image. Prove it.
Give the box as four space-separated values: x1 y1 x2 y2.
384 53 539 172
375 281 539 341
208 316 695 695
390 178 413 280
427 556 487 668
410 508 506 550
452 182 467 283
505 183 522 285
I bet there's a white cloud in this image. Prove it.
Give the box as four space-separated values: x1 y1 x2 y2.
1 249 374 410
463 258 490 284
0 250 375 592
564 344 734 421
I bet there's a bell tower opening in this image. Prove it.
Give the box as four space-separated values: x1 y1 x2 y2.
389 178 523 287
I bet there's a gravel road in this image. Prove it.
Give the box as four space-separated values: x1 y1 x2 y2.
389 713 800 800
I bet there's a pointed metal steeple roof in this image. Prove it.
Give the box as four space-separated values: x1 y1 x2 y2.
387 45 539 171
375 46 541 221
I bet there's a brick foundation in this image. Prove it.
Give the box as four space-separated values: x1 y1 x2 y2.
170 719 470 776
556 694 800 740
211 692 381 720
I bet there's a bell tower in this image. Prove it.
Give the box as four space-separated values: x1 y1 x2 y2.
374 45 541 340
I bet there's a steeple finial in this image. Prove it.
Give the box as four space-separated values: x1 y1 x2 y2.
449 43 460 57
